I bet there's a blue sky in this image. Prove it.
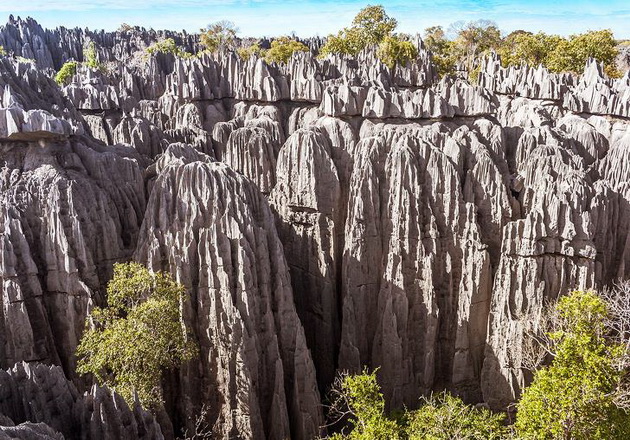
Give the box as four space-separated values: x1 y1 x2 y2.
0 0 628 39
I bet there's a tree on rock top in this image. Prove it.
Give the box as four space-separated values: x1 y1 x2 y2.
319 5 417 69
200 20 238 53
76 262 198 409
265 36 309 64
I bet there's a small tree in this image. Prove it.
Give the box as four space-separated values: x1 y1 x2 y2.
145 38 194 58
54 61 78 85
237 41 265 60
200 20 238 53
325 369 401 440
319 5 397 58
84 41 106 71
376 34 418 69
76 262 197 409
547 30 619 77
516 290 630 439
407 392 507 440
424 26 457 77
264 37 309 64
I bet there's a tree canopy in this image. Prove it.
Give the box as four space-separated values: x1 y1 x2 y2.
76 262 197 409
423 20 621 78
200 20 238 53
323 288 630 439
324 370 506 439
319 5 417 69
516 290 630 439
264 37 309 64
498 29 619 76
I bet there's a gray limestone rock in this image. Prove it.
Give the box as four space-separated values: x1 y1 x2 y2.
0 362 163 440
1 16 630 439
134 144 322 439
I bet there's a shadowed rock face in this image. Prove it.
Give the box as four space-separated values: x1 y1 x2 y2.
0 362 163 440
0 16 629 438
135 145 322 440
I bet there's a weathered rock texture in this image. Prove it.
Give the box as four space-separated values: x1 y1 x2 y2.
0 362 163 439
0 15 629 439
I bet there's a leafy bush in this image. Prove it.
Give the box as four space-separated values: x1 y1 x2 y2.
54 61 78 85
200 20 238 53
407 392 507 440
237 42 265 60
84 41 106 71
145 38 194 58
498 29 620 77
0 46 5 56
377 35 418 69
423 26 457 77
516 291 630 439
76 262 197 409
320 5 397 58
326 369 401 440
323 370 506 440
264 37 309 64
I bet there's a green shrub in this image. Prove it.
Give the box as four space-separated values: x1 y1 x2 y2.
377 35 418 69
54 61 78 85
237 42 265 60
407 392 507 440
516 291 630 439
325 369 401 440
322 369 506 440
76 262 197 409
423 26 457 77
320 5 397 58
264 37 309 64
145 38 194 58
200 20 237 53
84 41 106 71
498 29 619 77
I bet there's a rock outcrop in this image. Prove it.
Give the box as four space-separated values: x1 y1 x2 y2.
0 362 163 439
0 16 629 439
135 144 322 439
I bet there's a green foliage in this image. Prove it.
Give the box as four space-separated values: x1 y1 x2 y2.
264 37 309 64
498 31 561 67
498 29 619 77
424 26 457 77
329 369 401 440
350 4 397 48
550 30 619 76
450 19 502 74
516 291 630 440
319 5 397 57
407 392 507 440
54 61 78 85
237 41 265 60
324 370 506 440
319 5 418 69
200 20 238 53
76 262 197 409
145 38 194 59
0 46 5 56
376 34 418 69
84 41 106 71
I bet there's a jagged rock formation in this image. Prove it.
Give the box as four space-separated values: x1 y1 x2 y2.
0 362 163 439
134 143 322 440
0 15 629 439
